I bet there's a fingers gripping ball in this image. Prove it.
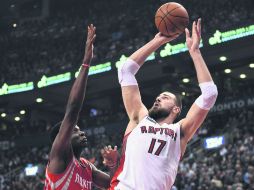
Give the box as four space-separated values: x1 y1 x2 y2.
155 2 189 37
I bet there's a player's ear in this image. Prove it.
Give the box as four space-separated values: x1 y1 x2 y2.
173 106 180 115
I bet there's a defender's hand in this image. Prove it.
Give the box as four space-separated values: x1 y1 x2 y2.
101 145 118 168
185 18 201 53
83 24 96 64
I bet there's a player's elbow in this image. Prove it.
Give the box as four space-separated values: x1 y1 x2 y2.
203 86 218 102
118 59 140 86
195 83 218 110
202 94 217 110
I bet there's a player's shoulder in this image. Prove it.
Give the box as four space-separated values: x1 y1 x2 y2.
164 121 181 130
79 157 90 165
177 119 184 126
176 118 185 132
145 116 157 124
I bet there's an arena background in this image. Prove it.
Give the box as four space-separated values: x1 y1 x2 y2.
0 0 254 189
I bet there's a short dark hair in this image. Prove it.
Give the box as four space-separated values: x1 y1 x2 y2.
49 121 62 144
162 91 182 114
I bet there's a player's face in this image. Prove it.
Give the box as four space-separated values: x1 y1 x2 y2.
71 126 87 148
148 92 177 120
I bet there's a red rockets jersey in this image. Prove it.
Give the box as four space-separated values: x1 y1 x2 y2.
44 157 93 190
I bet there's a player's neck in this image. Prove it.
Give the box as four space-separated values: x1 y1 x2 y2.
73 147 82 159
156 115 174 125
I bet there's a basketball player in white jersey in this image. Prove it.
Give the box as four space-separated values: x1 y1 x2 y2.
108 19 218 190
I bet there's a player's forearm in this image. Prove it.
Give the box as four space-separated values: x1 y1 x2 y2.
108 165 118 180
130 38 162 67
189 50 213 83
50 64 90 163
64 25 95 122
92 170 111 189
190 50 218 110
65 64 89 120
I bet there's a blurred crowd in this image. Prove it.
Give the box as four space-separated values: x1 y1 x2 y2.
1 0 254 84
0 147 48 189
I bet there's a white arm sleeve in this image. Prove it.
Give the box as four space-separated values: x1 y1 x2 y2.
194 81 218 110
118 58 140 86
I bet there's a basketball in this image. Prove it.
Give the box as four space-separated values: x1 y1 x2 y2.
155 2 189 37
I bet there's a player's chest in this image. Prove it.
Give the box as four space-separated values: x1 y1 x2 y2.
127 124 177 157
70 164 92 190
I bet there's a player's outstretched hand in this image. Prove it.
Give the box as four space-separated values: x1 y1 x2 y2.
101 145 118 168
154 32 179 45
83 24 96 64
185 18 201 53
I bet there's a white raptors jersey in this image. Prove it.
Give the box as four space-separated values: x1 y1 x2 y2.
110 116 181 190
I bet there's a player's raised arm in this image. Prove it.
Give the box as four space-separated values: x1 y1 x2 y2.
119 34 178 128
48 25 96 173
180 19 218 143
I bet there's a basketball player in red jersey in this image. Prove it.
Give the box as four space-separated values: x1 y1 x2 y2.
44 24 118 190
109 19 218 190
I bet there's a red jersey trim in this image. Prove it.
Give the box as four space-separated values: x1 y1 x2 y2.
45 157 75 189
109 132 131 190
46 157 75 179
